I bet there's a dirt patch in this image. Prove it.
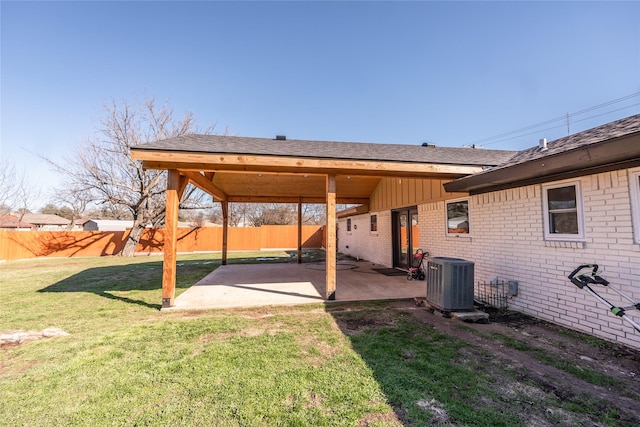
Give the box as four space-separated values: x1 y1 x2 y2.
358 410 403 427
415 398 452 424
396 300 640 425
240 324 287 337
331 300 640 425
334 309 398 335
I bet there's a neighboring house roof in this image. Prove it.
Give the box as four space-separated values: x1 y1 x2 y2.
0 214 34 229
84 220 134 231
444 114 640 194
134 135 517 167
21 213 71 226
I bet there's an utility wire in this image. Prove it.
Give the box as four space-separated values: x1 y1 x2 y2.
462 91 640 147
478 102 640 147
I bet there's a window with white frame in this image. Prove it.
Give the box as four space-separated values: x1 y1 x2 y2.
446 198 470 235
346 218 352 232
542 181 585 240
630 168 640 244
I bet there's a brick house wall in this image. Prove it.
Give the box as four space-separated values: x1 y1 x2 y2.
419 168 640 349
339 167 640 350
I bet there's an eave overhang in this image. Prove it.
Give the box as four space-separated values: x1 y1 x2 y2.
444 132 640 195
130 149 485 178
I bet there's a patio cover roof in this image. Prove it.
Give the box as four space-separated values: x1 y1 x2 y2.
131 135 515 203
129 135 515 308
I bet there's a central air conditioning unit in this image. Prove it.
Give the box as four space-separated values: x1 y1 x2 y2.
426 257 474 311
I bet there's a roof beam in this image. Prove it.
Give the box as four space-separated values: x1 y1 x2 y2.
135 153 484 178
179 170 227 201
227 196 369 204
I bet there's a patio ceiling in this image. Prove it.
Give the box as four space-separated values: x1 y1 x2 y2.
209 172 382 203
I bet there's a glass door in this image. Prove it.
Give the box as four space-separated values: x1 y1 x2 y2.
393 207 419 270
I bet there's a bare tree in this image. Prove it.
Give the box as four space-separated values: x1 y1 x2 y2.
247 203 297 226
228 203 254 227
52 185 92 229
0 158 41 217
302 203 325 225
45 96 214 256
0 159 17 213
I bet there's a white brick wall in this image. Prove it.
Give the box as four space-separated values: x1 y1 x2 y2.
338 211 392 267
337 169 640 349
418 170 640 349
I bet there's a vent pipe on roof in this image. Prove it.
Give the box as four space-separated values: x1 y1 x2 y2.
538 138 547 151
275 135 286 141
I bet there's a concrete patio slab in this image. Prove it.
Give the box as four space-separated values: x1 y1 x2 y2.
169 260 426 310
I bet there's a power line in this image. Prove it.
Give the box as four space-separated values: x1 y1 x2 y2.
462 91 640 147
565 102 640 127
477 103 640 147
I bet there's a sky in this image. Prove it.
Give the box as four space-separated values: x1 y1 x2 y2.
2 1 639 210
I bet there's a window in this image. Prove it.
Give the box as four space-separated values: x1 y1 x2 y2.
542 181 584 240
370 214 377 233
446 198 470 235
630 168 640 244
346 218 352 232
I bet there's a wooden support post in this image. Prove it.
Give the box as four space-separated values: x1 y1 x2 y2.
297 196 303 264
221 200 229 266
325 175 337 300
162 169 180 309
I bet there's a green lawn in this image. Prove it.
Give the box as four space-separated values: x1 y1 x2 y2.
0 253 633 426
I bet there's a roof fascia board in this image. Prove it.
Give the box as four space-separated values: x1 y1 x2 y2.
465 157 640 195
337 204 370 218
444 134 640 193
137 156 483 178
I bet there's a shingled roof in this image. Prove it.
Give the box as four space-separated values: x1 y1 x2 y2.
21 213 71 226
134 134 516 167
444 114 640 193
0 214 34 229
494 114 640 169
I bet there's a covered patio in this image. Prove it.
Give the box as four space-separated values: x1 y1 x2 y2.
169 259 425 310
129 134 499 309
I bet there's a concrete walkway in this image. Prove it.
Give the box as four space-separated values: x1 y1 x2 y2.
170 260 426 310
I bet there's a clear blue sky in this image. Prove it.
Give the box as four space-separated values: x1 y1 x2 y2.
2 1 639 209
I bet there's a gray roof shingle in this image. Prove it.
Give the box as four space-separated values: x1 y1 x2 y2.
134 135 516 167
444 114 640 193
488 113 640 171
21 214 71 226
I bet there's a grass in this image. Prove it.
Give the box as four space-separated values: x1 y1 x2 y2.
332 308 522 426
1 253 637 426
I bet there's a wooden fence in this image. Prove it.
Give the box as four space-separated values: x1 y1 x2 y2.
0 225 324 261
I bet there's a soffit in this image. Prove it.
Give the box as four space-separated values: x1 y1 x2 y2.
211 173 381 202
